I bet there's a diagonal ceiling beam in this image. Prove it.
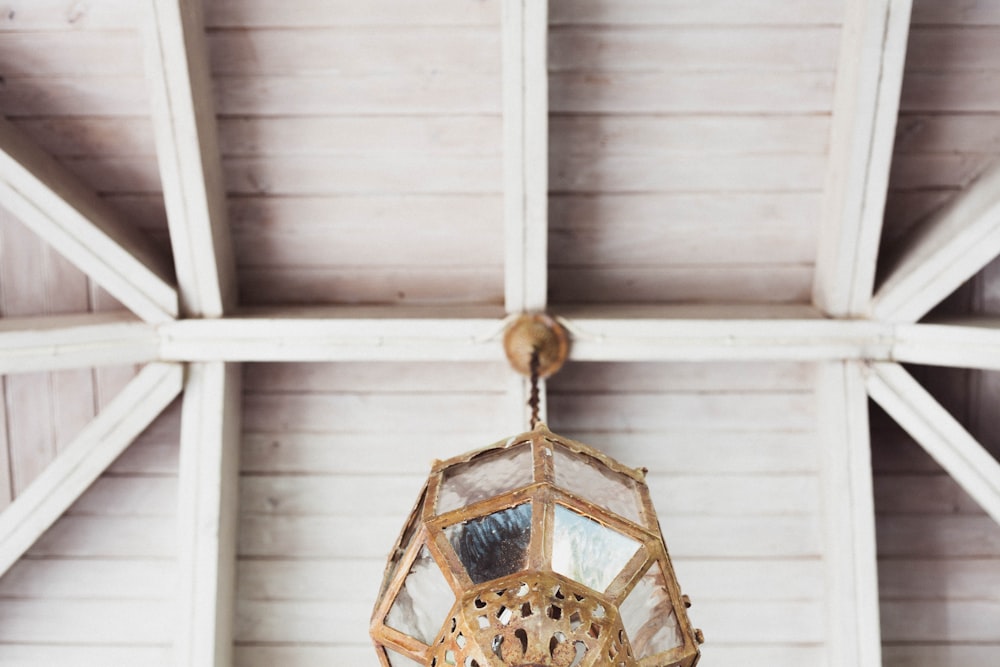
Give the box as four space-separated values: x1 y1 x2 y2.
817 362 882 667
814 0 913 317
0 313 158 375
0 363 183 578
866 362 1000 526
872 160 1000 322
0 116 178 323
143 0 237 317
175 362 242 667
503 0 549 429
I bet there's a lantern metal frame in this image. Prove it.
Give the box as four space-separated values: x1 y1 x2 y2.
370 424 703 667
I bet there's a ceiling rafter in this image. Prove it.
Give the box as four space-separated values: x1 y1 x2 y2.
872 160 1000 323
867 362 1000 525
0 116 178 323
814 0 913 318
503 0 549 430
0 363 182 578
143 0 237 318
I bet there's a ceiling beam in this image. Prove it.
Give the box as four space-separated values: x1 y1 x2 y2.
503 0 548 316
814 0 913 317
153 304 893 364
866 362 1000 526
502 0 549 429
872 160 1000 322
175 362 242 667
0 116 178 323
0 363 182 578
0 313 158 375
143 0 237 317
817 362 883 667
893 318 1000 371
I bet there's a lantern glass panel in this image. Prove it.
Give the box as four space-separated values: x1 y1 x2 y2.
384 648 425 667
385 545 454 645
553 446 644 525
619 560 684 657
446 503 532 584
551 504 641 593
437 443 534 515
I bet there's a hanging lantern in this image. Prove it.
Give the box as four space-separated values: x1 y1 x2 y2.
370 316 702 667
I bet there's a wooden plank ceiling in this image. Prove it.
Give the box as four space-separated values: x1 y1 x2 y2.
0 1 997 667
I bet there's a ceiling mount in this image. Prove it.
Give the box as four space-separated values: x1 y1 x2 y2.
503 314 570 379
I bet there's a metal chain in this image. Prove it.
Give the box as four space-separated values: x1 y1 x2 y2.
528 347 541 429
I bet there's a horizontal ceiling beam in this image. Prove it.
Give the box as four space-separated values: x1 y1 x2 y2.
893 318 1000 371
0 313 159 375
0 116 178 323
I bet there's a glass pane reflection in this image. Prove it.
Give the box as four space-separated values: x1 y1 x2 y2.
385 647 425 667
619 561 683 657
437 443 534 515
553 447 644 525
446 503 532 584
385 546 454 645
551 505 640 593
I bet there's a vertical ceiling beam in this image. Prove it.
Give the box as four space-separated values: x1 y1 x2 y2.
0 117 179 323
814 0 912 317
175 362 243 667
143 0 238 318
0 363 182 577
867 362 1000 525
503 0 549 430
872 161 1000 322
817 362 883 667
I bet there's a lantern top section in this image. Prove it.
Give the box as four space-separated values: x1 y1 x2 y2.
371 424 703 667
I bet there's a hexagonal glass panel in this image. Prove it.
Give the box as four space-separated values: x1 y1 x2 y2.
385 545 454 645
378 484 428 601
619 560 683 657
553 446 644 525
551 505 641 593
437 442 534 515
384 647 425 667
446 503 532 584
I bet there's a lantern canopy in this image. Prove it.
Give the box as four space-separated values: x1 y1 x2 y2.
371 424 703 667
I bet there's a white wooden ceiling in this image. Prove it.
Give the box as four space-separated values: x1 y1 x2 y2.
0 1 997 666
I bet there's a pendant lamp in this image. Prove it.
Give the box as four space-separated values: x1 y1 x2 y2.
370 315 703 667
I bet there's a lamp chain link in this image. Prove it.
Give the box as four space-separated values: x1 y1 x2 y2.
529 346 541 429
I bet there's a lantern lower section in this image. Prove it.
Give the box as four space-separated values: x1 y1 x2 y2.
371 425 702 667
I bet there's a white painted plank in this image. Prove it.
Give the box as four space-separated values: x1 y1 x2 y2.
814 0 912 317
0 116 177 322
816 362 882 667
0 1 139 30
881 601 1000 642
875 515 1000 557
0 599 172 644
0 558 175 599
547 0 844 25
0 313 157 374
27 515 176 558
883 645 1000 667
873 160 1000 322
503 0 548 313
0 646 170 667
176 363 242 667
0 363 182 577
158 304 894 363
866 362 1000 526
144 0 237 317
205 0 501 27
893 319 1000 370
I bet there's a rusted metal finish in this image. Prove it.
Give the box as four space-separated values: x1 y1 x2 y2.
503 314 570 378
371 424 702 667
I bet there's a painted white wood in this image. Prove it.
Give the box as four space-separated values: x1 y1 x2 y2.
873 160 1000 322
814 0 912 317
0 363 182 577
0 116 177 322
175 362 241 667
143 0 237 317
0 313 158 374
866 362 1000 526
816 362 882 667
503 0 548 314
893 319 1000 370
